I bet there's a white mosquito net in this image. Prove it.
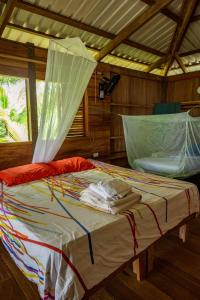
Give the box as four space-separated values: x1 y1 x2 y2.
33 37 97 163
122 110 200 178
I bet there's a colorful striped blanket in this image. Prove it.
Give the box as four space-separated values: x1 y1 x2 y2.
0 160 199 300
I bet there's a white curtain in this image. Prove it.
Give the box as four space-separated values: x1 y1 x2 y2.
33 38 97 163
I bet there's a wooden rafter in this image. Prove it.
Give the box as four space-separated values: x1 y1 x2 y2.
141 0 179 22
15 0 164 58
147 56 169 73
6 24 150 68
0 0 17 36
163 0 198 76
175 53 187 73
180 49 200 57
147 0 198 75
7 23 164 58
191 14 200 22
96 0 173 62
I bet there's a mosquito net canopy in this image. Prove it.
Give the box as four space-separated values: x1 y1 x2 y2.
33 37 97 163
122 110 200 178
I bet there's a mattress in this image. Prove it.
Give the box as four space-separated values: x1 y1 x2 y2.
134 156 200 178
0 160 199 300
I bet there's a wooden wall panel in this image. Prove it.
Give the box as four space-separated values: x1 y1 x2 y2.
110 74 162 155
0 142 33 170
167 75 200 102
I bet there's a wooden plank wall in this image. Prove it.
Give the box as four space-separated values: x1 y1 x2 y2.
0 38 163 169
110 72 163 165
167 72 200 102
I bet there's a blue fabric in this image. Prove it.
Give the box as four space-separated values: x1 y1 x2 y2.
188 144 200 156
153 102 181 115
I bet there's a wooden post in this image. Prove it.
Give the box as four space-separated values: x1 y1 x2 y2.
133 244 155 281
161 77 168 103
26 42 38 151
179 224 188 243
133 251 147 281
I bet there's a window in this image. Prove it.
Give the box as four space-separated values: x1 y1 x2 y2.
0 75 28 143
36 80 86 138
0 75 87 143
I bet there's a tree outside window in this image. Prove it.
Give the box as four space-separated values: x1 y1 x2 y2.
0 75 28 142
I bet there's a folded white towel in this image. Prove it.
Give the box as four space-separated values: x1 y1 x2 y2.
81 189 139 207
89 178 132 200
80 190 141 214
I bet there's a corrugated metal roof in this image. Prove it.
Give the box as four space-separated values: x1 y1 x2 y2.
194 2 200 15
3 27 50 48
10 8 110 49
0 0 200 76
180 20 200 53
168 68 183 76
112 44 159 64
102 54 148 72
167 0 183 15
23 0 148 35
129 13 176 53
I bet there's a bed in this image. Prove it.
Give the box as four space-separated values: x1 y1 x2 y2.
0 160 199 300
134 155 200 178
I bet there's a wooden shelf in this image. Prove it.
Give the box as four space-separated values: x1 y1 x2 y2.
111 103 153 109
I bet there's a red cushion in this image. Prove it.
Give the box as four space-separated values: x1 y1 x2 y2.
0 163 56 186
48 156 95 175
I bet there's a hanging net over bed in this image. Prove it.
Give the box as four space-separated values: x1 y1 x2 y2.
122 110 200 178
33 37 97 163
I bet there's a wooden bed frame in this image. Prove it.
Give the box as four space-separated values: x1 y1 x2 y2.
82 213 196 300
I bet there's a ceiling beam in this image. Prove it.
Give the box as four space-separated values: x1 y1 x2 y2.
179 49 200 57
95 0 173 62
7 22 164 58
15 0 165 58
175 53 187 73
122 40 164 57
147 56 169 72
0 0 17 36
141 0 179 22
163 0 198 76
147 0 198 75
6 23 150 68
191 14 200 22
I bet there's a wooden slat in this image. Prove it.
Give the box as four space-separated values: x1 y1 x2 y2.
96 0 173 62
0 53 46 65
0 0 17 36
26 43 38 149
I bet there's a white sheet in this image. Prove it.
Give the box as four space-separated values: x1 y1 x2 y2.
134 156 200 177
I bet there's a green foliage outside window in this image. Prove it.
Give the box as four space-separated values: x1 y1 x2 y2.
0 75 28 143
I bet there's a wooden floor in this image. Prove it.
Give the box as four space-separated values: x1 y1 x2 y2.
1 217 200 300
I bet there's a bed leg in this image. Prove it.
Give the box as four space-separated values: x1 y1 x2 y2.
179 223 188 243
147 244 155 273
132 245 155 281
133 251 147 281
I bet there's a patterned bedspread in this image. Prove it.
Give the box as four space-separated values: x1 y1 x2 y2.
0 160 199 300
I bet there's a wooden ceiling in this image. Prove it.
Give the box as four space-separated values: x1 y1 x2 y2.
0 0 200 76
